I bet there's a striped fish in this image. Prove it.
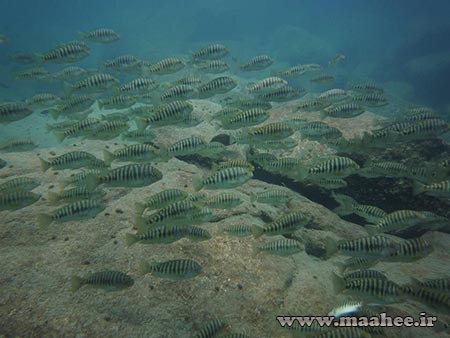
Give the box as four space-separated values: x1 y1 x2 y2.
71 271 133 292
140 259 202 280
37 199 105 227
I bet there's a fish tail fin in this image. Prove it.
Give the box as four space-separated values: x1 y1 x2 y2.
37 213 53 227
412 181 425 196
102 149 115 166
125 233 139 246
54 131 66 143
134 202 147 216
364 224 379 236
39 158 51 172
47 191 60 205
325 237 338 257
135 117 148 132
193 175 204 192
138 261 152 275
331 270 345 293
251 225 264 238
70 275 85 292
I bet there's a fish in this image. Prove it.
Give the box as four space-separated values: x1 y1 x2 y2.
274 64 309 78
37 198 105 227
295 98 331 112
351 93 388 107
86 163 162 189
54 118 102 142
98 95 137 110
39 41 90 64
49 95 95 119
79 28 120 43
39 151 103 172
222 224 253 237
69 73 120 93
25 93 61 109
258 86 306 102
413 180 450 198
84 120 130 140
327 300 365 318
160 84 198 102
175 76 202 86
121 129 155 143
164 136 207 157
252 212 310 238
103 143 160 165
385 238 433 262
298 121 342 141
411 277 450 293
119 77 158 95
145 57 185 75
0 102 34 123
198 76 237 98
192 319 225 338
335 257 379 273
401 285 450 312
338 269 388 282
240 55 274 71
53 66 96 81
333 277 403 304
125 224 191 246
326 235 400 259
140 259 202 280
357 161 409 179
136 100 193 130
255 238 303 256
135 188 189 215
197 60 230 73
0 177 39 194
47 186 106 205
317 88 348 103
71 271 133 292
366 210 449 235
321 103 365 119
193 43 229 60
61 169 106 188
329 53 346 66
15 66 51 80
203 192 242 209
222 108 269 129
9 52 38 65
251 189 291 205
245 122 294 142
307 178 348 190
348 81 383 94
0 158 6 169
104 55 142 73
310 74 335 84
298 156 360 180
0 139 38 152
0 191 41 211
193 167 253 191
136 199 200 230
248 77 287 93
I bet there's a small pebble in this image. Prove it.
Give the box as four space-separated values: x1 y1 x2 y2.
237 284 243 290
82 261 90 265
53 172 59 175
104 213 110 216
49 151 56 156
50 235 57 240
115 208 123 214
49 185 54 189
64 237 69 241
184 184 188 188
113 240 118 245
